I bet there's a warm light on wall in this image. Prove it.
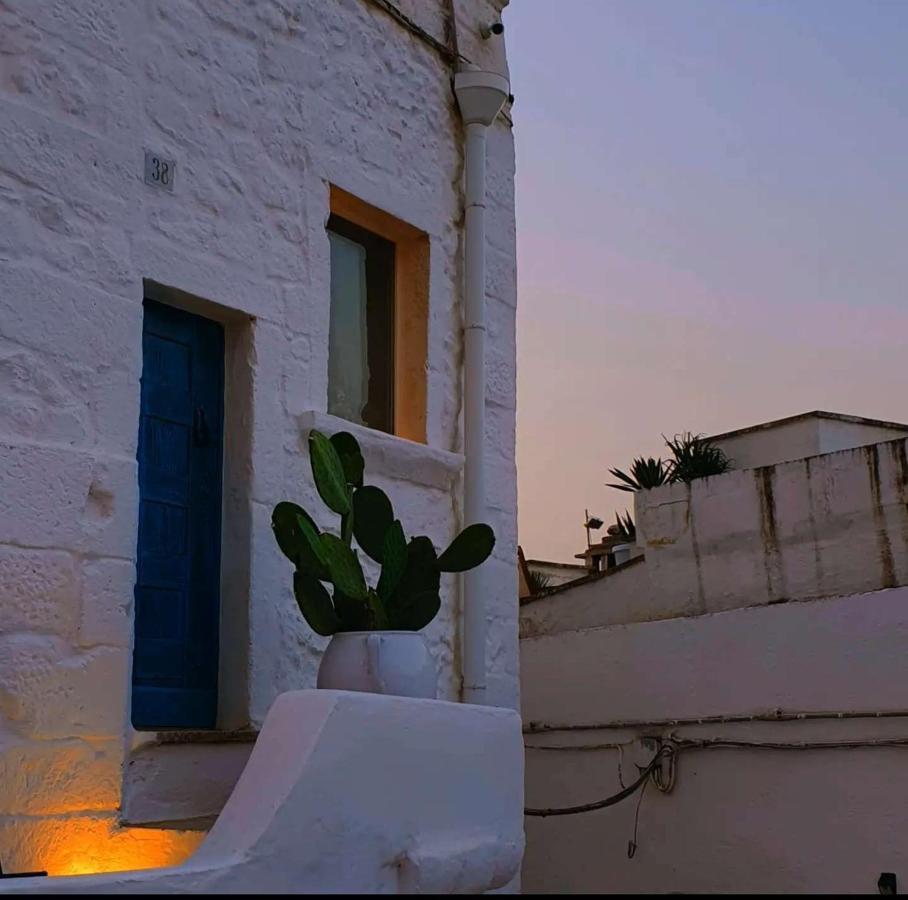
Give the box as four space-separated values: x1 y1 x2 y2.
34 818 205 877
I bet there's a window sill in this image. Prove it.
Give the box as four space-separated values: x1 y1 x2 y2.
298 411 463 491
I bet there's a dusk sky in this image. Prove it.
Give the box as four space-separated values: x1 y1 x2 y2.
506 0 908 562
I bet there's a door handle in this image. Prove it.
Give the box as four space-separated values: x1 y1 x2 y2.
193 406 210 446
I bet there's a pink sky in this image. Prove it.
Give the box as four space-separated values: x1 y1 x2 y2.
506 0 908 562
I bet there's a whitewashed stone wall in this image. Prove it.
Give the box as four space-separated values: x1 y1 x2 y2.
522 586 908 893
522 435 908 640
521 436 908 892
638 436 908 616
0 0 517 875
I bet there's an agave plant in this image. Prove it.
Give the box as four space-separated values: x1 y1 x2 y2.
613 510 636 542
607 456 672 493
272 430 495 636
664 432 731 483
526 569 553 596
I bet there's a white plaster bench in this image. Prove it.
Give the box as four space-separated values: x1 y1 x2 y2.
0 690 524 894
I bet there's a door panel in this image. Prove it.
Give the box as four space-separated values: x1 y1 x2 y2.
133 299 224 729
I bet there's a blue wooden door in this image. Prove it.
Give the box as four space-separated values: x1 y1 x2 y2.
133 299 224 729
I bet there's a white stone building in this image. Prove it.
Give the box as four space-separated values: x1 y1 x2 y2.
0 0 518 880
709 409 908 472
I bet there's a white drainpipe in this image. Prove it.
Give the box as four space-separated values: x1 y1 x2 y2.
454 67 510 704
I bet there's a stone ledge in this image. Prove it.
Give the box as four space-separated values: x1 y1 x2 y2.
297 411 463 491
151 729 258 745
120 740 256 831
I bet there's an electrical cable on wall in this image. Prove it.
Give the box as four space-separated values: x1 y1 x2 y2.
524 736 908 817
524 706 908 735
524 745 674 817
363 0 466 64
626 780 648 859
361 0 514 126
526 736 908 753
524 711 908 869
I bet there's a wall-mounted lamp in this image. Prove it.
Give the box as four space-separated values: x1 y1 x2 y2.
480 22 504 39
584 509 604 550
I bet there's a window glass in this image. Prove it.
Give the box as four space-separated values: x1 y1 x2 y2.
327 215 394 432
327 231 369 424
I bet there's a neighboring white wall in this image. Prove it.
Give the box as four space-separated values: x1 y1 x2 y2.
522 436 908 891
522 586 908 894
638 436 908 618
0 0 517 875
520 559 649 638
522 435 908 641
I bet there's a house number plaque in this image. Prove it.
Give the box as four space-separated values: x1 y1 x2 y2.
144 150 176 192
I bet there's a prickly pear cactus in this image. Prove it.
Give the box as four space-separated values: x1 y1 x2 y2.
272 429 495 635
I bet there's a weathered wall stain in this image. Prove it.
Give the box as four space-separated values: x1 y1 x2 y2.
865 443 896 589
804 457 824 596
890 439 908 583
687 485 706 614
755 465 788 602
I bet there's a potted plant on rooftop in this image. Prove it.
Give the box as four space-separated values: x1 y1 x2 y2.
610 510 636 566
272 429 495 699
606 434 732 495
663 432 732 483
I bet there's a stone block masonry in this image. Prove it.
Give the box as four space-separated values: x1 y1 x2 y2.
0 0 517 875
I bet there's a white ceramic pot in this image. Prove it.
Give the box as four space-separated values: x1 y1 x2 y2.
317 631 437 699
612 543 633 566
